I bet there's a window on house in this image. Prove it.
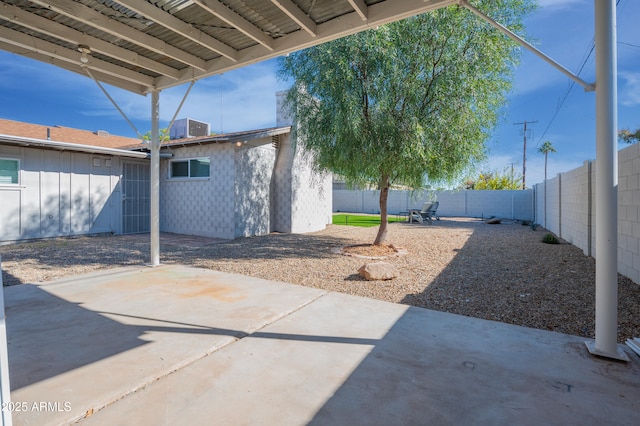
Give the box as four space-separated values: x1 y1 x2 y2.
169 157 210 179
0 158 19 184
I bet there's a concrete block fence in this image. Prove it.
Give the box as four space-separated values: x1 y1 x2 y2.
333 189 534 221
535 143 640 284
334 141 640 285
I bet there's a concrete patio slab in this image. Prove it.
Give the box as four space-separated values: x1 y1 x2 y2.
5 265 325 425
5 265 640 425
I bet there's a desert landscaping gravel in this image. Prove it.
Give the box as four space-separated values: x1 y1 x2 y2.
1 217 639 343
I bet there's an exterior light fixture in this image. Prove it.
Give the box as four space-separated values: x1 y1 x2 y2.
78 45 91 64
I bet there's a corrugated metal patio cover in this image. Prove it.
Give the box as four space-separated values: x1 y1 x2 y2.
0 0 456 93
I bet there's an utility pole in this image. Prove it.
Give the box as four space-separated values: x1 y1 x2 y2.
514 120 538 189
509 162 517 188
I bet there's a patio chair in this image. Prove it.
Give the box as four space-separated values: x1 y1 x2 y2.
409 202 434 224
428 201 440 221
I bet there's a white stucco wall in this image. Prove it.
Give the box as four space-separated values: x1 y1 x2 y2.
234 143 276 238
274 91 333 233
272 133 332 234
290 147 332 233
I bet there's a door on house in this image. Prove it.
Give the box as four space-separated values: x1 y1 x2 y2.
122 162 150 234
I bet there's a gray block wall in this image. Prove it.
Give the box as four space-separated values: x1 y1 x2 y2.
618 143 640 283
531 143 640 285
160 132 331 240
160 144 236 239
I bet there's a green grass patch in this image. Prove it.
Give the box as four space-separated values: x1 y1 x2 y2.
332 214 405 227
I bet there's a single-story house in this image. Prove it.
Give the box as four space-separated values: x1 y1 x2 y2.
0 97 332 242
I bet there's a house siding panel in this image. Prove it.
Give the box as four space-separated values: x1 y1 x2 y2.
0 147 122 242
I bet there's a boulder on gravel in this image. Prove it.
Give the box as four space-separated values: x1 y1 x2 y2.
486 218 501 224
358 262 398 281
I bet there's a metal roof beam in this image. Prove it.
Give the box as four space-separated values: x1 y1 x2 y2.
0 40 147 94
0 3 179 80
115 0 239 62
347 0 368 20
154 0 457 90
269 0 317 37
0 27 155 87
193 0 274 51
29 0 207 71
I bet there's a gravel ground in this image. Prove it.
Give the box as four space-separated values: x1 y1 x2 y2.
1 217 639 343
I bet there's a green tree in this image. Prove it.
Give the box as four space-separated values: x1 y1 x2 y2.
538 140 556 182
142 128 170 142
466 168 522 190
280 1 534 245
618 128 640 144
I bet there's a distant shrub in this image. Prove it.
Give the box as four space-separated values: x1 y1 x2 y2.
542 233 559 244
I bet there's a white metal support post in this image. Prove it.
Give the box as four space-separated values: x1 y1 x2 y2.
150 91 161 267
0 257 13 426
586 0 628 361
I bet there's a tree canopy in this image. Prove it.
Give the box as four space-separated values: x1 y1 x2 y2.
465 168 523 190
619 128 640 144
538 140 556 182
279 1 534 244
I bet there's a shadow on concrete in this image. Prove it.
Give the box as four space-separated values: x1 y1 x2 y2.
6 283 372 392
307 306 640 425
6 285 148 390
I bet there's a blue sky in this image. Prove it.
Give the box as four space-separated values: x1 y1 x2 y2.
1 0 638 187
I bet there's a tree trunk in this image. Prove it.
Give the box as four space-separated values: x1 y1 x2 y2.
373 176 390 246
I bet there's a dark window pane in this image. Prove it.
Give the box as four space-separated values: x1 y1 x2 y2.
190 158 210 177
171 161 189 178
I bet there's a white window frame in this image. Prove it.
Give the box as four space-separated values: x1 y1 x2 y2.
168 157 210 180
0 157 20 186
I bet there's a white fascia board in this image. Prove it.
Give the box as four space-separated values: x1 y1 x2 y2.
0 135 148 158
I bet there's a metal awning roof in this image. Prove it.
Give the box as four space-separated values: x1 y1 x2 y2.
0 0 456 94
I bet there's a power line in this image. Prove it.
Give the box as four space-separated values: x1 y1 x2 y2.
536 0 624 146
619 41 640 49
536 40 594 146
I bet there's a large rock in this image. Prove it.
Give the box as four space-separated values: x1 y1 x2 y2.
358 262 398 281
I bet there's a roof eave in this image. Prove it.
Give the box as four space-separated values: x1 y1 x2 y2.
0 134 148 158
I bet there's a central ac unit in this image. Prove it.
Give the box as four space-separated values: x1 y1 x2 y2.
170 118 210 139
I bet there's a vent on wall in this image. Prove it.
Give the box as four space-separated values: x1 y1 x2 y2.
272 135 280 149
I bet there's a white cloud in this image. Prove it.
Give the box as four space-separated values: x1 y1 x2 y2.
536 0 586 11
619 72 640 107
75 60 286 134
62 61 283 134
